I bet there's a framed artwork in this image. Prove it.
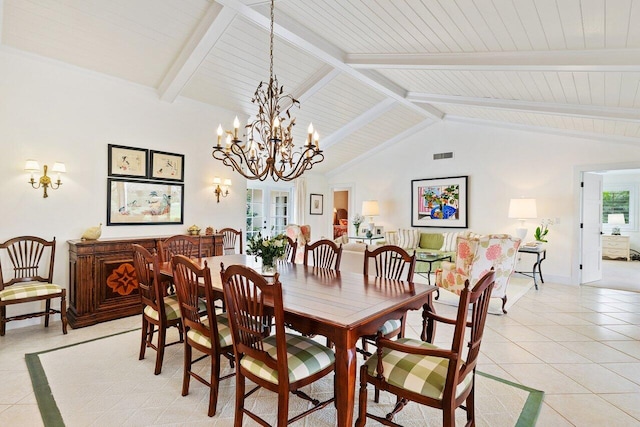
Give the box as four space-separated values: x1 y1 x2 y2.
107 179 184 225
374 226 384 236
411 176 468 228
108 144 148 178
309 193 323 215
150 150 184 181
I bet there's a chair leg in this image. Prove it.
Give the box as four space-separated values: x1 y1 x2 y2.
277 387 289 426
466 384 476 425
45 299 51 327
443 405 456 427
182 341 192 396
234 373 245 427
154 326 166 375
0 306 6 336
139 317 149 360
501 295 508 314
207 354 221 417
355 365 368 427
60 291 68 334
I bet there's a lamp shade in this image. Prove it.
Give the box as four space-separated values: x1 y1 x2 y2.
51 162 66 174
508 198 537 219
362 200 379 217
607 213 625 225
24 160 40 171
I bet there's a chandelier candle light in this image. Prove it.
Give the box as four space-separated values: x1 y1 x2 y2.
212 0 323 182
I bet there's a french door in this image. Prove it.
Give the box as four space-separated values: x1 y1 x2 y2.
246 185 293 241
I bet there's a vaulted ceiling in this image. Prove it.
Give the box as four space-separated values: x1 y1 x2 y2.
3 0 640 175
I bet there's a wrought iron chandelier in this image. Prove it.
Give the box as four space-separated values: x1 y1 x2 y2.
212 0 323 182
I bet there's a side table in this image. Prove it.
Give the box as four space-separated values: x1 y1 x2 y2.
515 245 546 289
348 235 384 245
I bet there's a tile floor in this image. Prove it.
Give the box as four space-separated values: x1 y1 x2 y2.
1 263 639 426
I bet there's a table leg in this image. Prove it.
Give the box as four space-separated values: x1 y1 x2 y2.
420 296 436 343
333 332 358 426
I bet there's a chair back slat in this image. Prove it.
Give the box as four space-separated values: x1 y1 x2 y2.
303 239 342 270
364 245 416 282
284 235 296 264
0 236 55 289
219 228 243 255
158 235 202 263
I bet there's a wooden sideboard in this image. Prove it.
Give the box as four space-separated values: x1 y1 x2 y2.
67 235 223 328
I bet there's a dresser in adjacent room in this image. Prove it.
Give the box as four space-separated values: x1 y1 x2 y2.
601 235 630 261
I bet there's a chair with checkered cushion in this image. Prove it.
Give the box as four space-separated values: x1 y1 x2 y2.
359 245 417 360
157 235 202 263
0 236 67 336
132 244 183 375
356 270 496 427
171 255 235 417
304 239 343 270
221 264 336 426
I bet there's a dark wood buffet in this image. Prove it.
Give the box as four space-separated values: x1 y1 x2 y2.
67 235 223 328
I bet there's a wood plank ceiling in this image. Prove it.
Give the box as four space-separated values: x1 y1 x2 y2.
2 0 640 175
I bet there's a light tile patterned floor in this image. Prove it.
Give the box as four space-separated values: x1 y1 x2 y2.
1 263 639 426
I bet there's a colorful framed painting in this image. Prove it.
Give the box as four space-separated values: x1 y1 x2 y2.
108 144 148 178
149 150 184 181
107 179 184 225
411 176 468 228
310 193 323 215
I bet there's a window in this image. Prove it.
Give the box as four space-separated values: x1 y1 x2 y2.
246 188 264 241
602 184 636 232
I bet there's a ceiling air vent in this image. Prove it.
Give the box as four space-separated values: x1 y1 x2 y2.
433 152 453 160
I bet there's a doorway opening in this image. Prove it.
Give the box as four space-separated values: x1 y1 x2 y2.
330 184 355 240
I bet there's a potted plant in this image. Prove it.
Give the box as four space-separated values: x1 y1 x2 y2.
246 231 287 275
534 219 554 243
352 213 364 236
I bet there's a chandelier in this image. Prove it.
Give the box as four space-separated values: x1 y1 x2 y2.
212 0 324 182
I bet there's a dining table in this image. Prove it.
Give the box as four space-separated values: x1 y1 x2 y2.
158 254 437 426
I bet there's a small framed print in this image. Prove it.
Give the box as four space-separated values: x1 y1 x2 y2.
150 150 184 181
310 193 323 215
374 226 384 235
108 144 148 178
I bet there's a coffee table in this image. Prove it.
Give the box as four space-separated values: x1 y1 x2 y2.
415 252 452 285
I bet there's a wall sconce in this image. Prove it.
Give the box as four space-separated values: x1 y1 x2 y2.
213 177 231 203
25 160 66 198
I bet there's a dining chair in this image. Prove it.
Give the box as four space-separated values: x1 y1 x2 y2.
284 235 296 264
359 245 416 358
355 270 496 427
131 244 183 375
221 264 336 426
219 227 243 254
157 235 202 264
0 236 68 336
303 239 343 270
171 255 235 417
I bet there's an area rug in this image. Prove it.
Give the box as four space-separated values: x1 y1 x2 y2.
27 329 543 427
419 276 535 315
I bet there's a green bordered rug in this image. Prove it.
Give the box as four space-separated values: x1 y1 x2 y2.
26 330 543 426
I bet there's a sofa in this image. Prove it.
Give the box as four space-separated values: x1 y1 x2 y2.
336 229 470 276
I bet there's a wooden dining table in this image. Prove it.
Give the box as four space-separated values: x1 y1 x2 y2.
159 254 437 426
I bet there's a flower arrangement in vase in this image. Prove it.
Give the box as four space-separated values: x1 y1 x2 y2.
352 213 365 236
246 231 287 275
534 218 555 243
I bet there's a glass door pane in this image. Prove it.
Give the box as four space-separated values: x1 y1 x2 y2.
246 188 264 241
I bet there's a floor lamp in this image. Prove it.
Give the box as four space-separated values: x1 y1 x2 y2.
508 198 537 241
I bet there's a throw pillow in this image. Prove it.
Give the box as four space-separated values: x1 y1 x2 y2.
384 231 398 246
440 231 465 251
397 229 420 249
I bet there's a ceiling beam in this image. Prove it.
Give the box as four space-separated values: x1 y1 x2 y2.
158 2 236 102
321 98 397 150
346 49 640 72
407 92 640 123
293 65 340 104
216 0 443 120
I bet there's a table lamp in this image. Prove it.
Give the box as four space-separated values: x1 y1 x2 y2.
508 198 537 241
607 213 625 235
362 200 379 234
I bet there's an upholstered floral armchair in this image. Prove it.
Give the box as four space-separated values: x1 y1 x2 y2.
434 234 521 313
285 224 311 264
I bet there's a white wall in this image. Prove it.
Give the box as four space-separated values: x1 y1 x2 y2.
0 49 248 327
328 120 640 284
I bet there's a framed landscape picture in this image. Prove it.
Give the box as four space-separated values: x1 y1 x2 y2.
108 144 148 178
310 193 323 215
411 176 468 228
150 150 184 181
107 179 184 225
